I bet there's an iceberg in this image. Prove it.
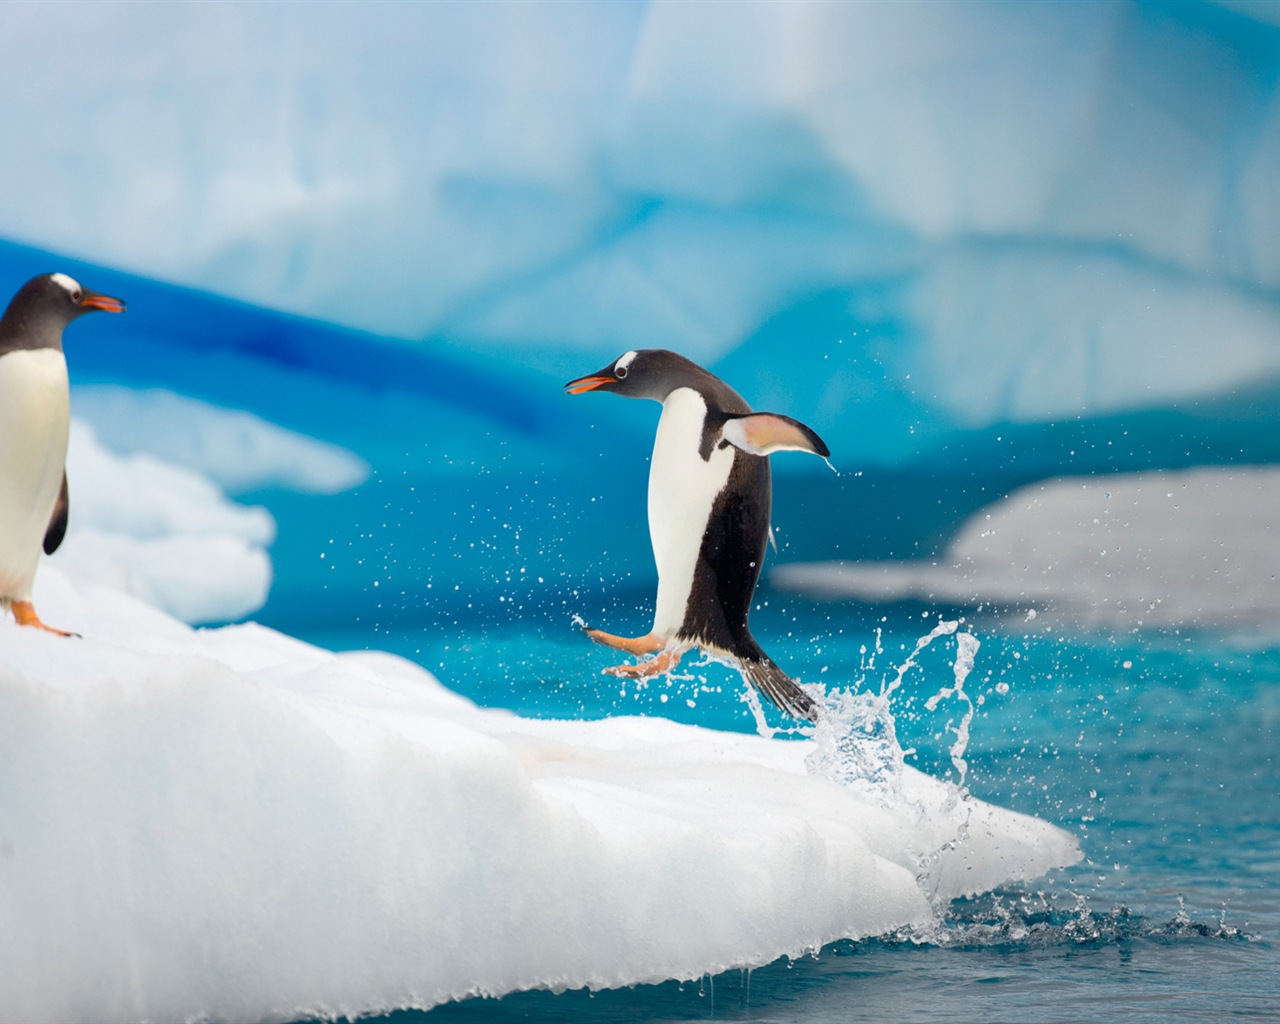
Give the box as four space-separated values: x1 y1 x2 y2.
4 4 1280 602
2 1 1280 436
0 565 1079 1023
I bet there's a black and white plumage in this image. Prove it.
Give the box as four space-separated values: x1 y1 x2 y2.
0 273 125 634
565 349 830 721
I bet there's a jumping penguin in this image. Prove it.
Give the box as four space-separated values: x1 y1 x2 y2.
0 273 126 634
566 349 830 721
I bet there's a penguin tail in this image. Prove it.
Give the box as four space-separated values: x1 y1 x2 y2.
739 654 820 722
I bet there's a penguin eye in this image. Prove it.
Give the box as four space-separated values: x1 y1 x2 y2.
615 365 628 379
69 287 83 303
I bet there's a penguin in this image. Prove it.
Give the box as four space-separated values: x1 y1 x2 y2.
0 273 125 635
565 349 830 721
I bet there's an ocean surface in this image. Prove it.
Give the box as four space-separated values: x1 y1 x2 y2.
294 596 1279 1023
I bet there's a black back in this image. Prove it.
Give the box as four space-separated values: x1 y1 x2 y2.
681 450 771 653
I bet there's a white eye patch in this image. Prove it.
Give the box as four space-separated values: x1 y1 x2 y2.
50 273 82 296
615 350 639 374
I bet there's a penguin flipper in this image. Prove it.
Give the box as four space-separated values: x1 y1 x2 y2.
43 472 69 555
721 413 829 458
739 655 820 722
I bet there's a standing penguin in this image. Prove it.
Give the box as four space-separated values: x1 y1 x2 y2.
565 349 829 721
0 273 126 634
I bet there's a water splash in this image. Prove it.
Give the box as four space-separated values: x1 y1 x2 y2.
741 680 778 739
800 617 999 917
805 686 905 799
924 630 980 789
883 618 958 700
806 618 982 803
866 888 1256 950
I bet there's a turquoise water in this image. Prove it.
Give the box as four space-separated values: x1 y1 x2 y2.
301 597 1279 1023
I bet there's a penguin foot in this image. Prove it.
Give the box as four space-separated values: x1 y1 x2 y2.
603 647 685 679
582 628 665 656
11 601 78 638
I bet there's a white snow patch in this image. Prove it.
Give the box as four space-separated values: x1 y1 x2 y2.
49 420 273 623
71 386 369 495
0 567 1079 1023
773 466 1280 631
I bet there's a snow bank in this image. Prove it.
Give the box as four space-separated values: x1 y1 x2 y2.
774 466 1280 631
50 421 273 623
0 568 1078 1023
71 386 369 496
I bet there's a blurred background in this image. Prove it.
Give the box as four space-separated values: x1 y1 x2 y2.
4 0 1280 670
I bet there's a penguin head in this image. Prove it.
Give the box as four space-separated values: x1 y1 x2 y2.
565 349 719 403
0 273 126 353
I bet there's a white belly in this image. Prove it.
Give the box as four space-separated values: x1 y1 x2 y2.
0 350 69 601
648 388 734 637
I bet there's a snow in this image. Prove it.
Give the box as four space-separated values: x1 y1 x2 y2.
0 565 1079 1023
773 466 1280 632
50 420 273 624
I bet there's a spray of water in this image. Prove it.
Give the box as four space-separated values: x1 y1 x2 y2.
798 622 1257 950
803 619 986 910
924 630 980 790
807 618 980 798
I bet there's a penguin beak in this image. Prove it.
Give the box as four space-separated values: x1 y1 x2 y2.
564 374 616 395
78 289 126 314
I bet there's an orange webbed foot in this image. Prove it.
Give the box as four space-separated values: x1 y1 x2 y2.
580 626 685 678
581 628 665 656
11 601 79 638
602 646 686 679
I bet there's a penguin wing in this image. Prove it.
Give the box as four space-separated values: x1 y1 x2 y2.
43 472 69 555
721 413 829 458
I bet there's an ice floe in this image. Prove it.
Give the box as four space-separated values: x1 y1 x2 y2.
774 466 1280 631
0 566 1079 1022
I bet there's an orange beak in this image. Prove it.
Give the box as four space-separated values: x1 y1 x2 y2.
564 375 615 395
79 289 126 314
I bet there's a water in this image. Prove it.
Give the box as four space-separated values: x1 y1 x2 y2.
297 597 1279 1023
